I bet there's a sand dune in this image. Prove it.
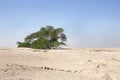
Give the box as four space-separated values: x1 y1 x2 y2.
0 48 120 80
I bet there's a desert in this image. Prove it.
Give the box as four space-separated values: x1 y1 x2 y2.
0 48 120 80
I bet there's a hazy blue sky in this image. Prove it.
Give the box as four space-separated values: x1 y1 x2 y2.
0 0 120 48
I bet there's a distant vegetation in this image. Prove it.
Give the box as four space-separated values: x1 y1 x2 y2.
17 26 67 49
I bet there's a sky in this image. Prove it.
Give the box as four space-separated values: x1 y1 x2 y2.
0 0 120 48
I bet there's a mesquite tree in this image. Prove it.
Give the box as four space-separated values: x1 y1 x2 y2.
17 26 67 49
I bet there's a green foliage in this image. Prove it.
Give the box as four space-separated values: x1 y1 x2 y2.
17 26 67 49
31 39 48 49
17 42 30 47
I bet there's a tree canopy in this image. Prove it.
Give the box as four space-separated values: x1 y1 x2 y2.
17 26 67 49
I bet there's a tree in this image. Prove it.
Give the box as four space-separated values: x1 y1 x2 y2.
17 26 67 49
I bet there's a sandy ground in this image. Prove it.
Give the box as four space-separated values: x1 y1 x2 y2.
0 48 120 80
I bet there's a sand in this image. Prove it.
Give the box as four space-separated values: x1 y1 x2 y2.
0 48 120 80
